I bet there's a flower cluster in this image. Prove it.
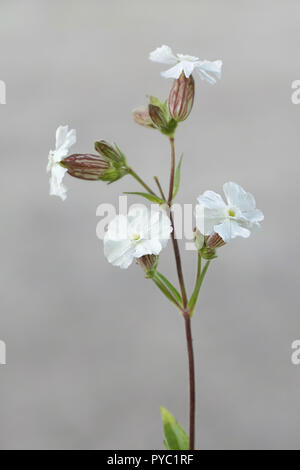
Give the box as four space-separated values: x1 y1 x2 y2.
47 45 262 266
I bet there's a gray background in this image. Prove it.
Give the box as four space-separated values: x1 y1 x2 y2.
0 0 299 450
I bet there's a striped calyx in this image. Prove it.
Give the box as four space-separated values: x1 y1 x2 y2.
61 154 109 180
168 73 195 122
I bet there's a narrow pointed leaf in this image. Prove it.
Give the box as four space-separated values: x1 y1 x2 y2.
153 278 181 309
124 192 164 204
160 407 189 451
156 272 182 306
172 154 183 199
163 440 171 450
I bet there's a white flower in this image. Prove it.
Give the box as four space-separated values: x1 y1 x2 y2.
47 125 76 200
195 182 264 243
149 45 222 84
104 207 173 269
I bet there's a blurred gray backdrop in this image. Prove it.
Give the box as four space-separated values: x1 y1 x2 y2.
0 0 300 450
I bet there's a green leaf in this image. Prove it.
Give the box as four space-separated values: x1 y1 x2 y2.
163 440 171 450
156 272 182 306
124 192 164 204
153 278 180 309
172 154 183 199
160 407 189 451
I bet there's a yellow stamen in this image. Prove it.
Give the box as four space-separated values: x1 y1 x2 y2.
131 233 141 241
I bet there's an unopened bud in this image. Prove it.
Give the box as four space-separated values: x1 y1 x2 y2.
62 154 109 180
148 104 168 130
168 74 195 122
94 141 127 165
136 255 158 278
133 107 155 128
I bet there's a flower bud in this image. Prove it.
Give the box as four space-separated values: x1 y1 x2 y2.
133 107 156 128
136 255 158 278
148 104 169 130
168 74 195 122
94 140 126 165
61 154 109 180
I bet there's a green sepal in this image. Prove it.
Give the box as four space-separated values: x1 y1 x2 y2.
160 407 189 451
200 246 217 260
160 118 178 137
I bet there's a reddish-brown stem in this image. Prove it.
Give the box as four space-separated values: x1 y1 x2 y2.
168 137 176 205
169 211 188 308
167 137 188 308
184 311 195 450
167 136 195 450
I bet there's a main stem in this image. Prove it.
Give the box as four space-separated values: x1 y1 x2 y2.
168 136 195 450
168 138 188 308
184 312 195 450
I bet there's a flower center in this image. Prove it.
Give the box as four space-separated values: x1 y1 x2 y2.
130 233 141 241
227 208 236 217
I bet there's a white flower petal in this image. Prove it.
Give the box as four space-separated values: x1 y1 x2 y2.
144 210 172 243
181 61 196 78
149 45 177 65
104 239 135 269
55 125 76 152
177 53 199 62
241 209 264 223
196 191 226 236
223 182 256 212
161 63 185 79
48 125 77 200
134 239 162 258
197 190 226 209
195 60 222 84
105 214 130 241
49 164 68 201
214 219 250 243
55 125 69 150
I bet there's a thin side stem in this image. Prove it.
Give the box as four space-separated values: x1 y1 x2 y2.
183 311 195 451
188 259 211 316
129 168 156 196
154 176 167 201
